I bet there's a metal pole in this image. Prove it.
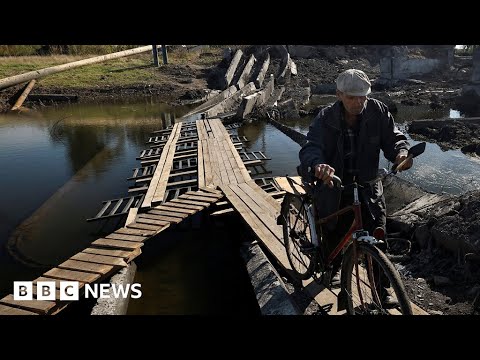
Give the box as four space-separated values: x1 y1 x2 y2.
152 45 159 67
161 45 168 64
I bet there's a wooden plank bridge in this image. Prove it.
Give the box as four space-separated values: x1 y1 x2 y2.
0 118 426 315
0 118 281 315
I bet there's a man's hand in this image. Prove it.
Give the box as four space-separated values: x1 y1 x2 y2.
314 164 335 188
394 151 413 172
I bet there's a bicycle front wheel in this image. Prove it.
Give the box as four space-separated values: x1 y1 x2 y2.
341 243 413 315
281 193 316 280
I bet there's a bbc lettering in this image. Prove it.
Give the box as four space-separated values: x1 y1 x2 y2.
14 281 142 301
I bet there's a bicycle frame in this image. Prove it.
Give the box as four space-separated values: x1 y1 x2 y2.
315 182 364 268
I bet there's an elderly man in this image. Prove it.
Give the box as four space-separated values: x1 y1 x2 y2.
299 69 412 303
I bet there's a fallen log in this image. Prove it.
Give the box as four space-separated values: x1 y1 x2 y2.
11 79 36 111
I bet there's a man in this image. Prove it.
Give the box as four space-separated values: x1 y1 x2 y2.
299 69 412 305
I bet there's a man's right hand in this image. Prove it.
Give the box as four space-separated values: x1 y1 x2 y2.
314 164 335 188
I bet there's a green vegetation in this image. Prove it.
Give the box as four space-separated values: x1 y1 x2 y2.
0 46 223 89
0 45 138 56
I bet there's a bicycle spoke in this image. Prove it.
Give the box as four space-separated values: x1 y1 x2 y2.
343 243 413 315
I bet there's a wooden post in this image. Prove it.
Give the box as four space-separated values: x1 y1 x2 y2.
152 45 159 67
11 79 36 111
161 45 168 64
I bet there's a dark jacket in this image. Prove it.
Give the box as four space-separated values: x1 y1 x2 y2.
299 98 409 227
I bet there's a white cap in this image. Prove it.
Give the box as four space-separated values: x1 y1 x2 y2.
336 69 371 96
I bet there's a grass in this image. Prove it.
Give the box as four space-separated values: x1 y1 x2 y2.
0 46 224 89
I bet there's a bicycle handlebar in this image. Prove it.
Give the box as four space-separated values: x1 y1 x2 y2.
307 166 343 189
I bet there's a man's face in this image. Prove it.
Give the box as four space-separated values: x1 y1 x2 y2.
337 91 367 116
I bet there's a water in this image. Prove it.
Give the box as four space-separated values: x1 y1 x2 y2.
0 100 478 314
0 100 260 315
268 104 480 194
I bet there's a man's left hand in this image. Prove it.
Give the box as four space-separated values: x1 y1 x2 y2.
394 151 413 172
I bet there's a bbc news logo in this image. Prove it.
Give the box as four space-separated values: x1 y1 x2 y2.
14 281 142 301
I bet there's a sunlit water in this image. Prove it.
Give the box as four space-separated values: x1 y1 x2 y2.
271 103 480 194
0 99 478 314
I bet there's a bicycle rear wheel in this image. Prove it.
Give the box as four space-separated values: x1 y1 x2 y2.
281 193 316 280
341 242 413 315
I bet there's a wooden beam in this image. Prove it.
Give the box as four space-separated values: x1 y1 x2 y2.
11 79 36 111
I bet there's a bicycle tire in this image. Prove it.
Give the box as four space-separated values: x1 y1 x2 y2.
340 242 413 315
281 193 316 280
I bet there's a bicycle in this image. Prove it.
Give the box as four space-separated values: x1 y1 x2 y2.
278 142 426 315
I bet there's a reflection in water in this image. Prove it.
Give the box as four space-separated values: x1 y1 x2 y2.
0 100 191 299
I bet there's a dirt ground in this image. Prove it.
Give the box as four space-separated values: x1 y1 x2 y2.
2 45 478 315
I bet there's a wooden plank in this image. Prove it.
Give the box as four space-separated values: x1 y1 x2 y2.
223 127 251 182
106 233 147 242
33 276 85 289
213 138 230 184
185 191 222 199
210 137 223 184
197 123 206 187
273 176 306 195
220 185 290 268
198 186 222 195
163 201 204 211
0 295 57 315
115 227 156 237
169 169 197 177
166 179 197 187
169 198 210 207
83 247 135 260
152 123 184 205
125 207 138 226
180 194 221 203
140 213 182 223
246 180 281 213
127 222 163 231
148 209 188 219
58 259 114 275
136 217 170 226
229 184 284 241
218 138 237 184
211 208 236 216
206 137 219 184
220 137 244 184
91 238 143 250
153 205 197 215
0 304 39 315
32 286 63 301
238 182 278 219
142 122 181 208
44 268 100 283
73 252 128 267
202 140 213 186
209 118 225 139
